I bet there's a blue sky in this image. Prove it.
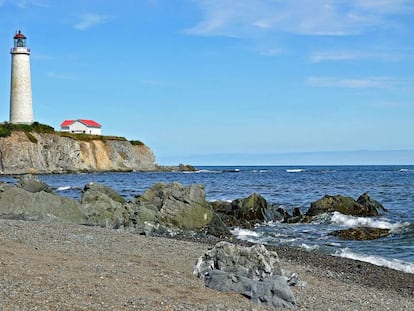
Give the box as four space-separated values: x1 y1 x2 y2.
0 0 413 165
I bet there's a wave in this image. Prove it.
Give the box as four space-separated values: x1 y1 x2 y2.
286 169 304 173
329 212 409 231
56 186 71 191
182 169 221 174
231 227 261 239
334 248 414 274
299 243 320 251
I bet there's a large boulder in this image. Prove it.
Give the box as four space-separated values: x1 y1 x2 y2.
80 183 132 229
16 174 52 193
131 182 231 237
205 270 296 309
194 241 282 279
194 242 296 309
306 193 385 217
0 185 86 224
211 193 283 228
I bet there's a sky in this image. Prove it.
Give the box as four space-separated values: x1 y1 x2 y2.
0 0 413 165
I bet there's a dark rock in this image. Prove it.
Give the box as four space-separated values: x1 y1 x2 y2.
357 192 388 213
80 183 131 229
233 193 267 223
211 193 282 228
200 212 232 238
194 241 296 309
284 208 308 224
307 193 383 217
292 207 302 217
178 163 197 171
131 182 230 237
330 227 391 240
16 174 52 193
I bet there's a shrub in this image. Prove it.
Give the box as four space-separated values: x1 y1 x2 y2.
31 122 55 133
0 126 11 137
130 140 144 146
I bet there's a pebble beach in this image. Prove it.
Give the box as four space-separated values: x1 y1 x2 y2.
0 219 412 310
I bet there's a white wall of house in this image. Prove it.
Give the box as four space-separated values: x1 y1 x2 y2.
62 121 101 135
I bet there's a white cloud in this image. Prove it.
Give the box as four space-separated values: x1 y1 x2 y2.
309 50 402 63
1 0 48 8
73 13 111 31
186 0 414 37
257 48 283 57
306 76 408 88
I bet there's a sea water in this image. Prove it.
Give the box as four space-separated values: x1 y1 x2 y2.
4 165 413 273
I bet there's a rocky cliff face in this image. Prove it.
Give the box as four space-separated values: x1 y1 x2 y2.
0 131 157 174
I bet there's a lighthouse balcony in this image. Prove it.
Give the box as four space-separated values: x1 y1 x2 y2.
10 47 31 54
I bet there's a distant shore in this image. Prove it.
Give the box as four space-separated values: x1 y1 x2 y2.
0 219 412 310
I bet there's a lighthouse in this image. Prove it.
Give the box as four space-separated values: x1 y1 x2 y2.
9 30 33 124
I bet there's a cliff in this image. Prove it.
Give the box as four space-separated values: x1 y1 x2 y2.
0 131 157 174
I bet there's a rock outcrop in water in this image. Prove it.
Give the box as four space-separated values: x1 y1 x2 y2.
306 192 387 217
0 131 157 174
330 227 391 240
211 193 284 228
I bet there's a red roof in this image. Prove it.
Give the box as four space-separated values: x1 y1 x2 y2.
14 30 26 39
60 119 102 128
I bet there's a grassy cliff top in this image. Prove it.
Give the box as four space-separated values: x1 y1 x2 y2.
0 122 144 145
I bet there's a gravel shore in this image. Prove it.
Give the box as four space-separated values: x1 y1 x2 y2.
0 219 412 310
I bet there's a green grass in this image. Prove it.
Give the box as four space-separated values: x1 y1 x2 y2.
0 122 144 145
129 140 144 146
0 122 54 137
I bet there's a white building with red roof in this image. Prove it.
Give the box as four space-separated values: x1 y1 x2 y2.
60 119 102 135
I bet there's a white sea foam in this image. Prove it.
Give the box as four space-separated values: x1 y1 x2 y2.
286 169 304 173
231 228 261 239
329 212 408 231
334 248 414 274
57 186 71 191
253 169 269 173
300 243 320 251
183 169 221 174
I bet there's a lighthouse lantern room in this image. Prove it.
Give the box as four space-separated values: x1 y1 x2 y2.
9 30 34 124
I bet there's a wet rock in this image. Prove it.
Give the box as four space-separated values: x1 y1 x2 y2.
211 193 283 228
330 227 391 240
178 163 197 171
357 192 388 213
307 193 384 217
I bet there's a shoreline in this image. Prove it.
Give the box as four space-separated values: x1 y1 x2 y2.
1 219 412 310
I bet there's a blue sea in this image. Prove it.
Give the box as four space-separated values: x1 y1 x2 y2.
3 165 413 273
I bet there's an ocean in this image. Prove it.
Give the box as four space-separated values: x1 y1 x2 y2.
3 165 413 274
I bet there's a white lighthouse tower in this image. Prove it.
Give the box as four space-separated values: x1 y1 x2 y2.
9 30 33 124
